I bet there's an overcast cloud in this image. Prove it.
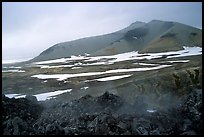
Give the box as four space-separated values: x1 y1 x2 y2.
2 2 202 61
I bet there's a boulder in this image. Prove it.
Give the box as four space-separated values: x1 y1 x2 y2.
25 95 38 103
137 126 149 135
87 116 99 133
45 121 64 135
116 121 128 133
46 124 56 134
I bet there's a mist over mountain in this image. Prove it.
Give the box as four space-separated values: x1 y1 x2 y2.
30 20 202 62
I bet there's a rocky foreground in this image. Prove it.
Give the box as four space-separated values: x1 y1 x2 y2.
2 89 202 135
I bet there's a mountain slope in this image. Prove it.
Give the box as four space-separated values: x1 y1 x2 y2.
141 21 202 53
31 20 202 62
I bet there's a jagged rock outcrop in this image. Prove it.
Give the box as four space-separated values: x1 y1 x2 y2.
2 89 202 135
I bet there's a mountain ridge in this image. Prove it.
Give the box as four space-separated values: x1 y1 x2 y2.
28 20 202 62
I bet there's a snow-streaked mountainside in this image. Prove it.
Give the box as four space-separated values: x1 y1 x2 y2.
2 19 202 135
29 20 202 62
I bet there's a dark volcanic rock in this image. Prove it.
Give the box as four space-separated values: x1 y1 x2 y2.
178 89 202 134
45 121 64 135
96 92 124 111
2 88 202 135
2 95 43 135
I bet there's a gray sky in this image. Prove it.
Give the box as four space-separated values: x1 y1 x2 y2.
2 2 202 61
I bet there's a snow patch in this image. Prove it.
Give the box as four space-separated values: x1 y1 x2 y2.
40 64 74 69
41 80 47 83
81 87 89 90
134 63 158 66
147 109 157 113
31 64 171 81
33 89 72 101
133 36 138 39
5 89 72 101
95 74 132 81
33 58 68 65
161 60 190 63
31 47 201 67
5 94 21 98
167 46 202 58
2 69 25 73
71 67 82 69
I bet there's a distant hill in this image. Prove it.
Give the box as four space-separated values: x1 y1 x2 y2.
30 20 202 62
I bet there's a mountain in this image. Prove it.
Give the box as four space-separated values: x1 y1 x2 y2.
30 20 202 62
